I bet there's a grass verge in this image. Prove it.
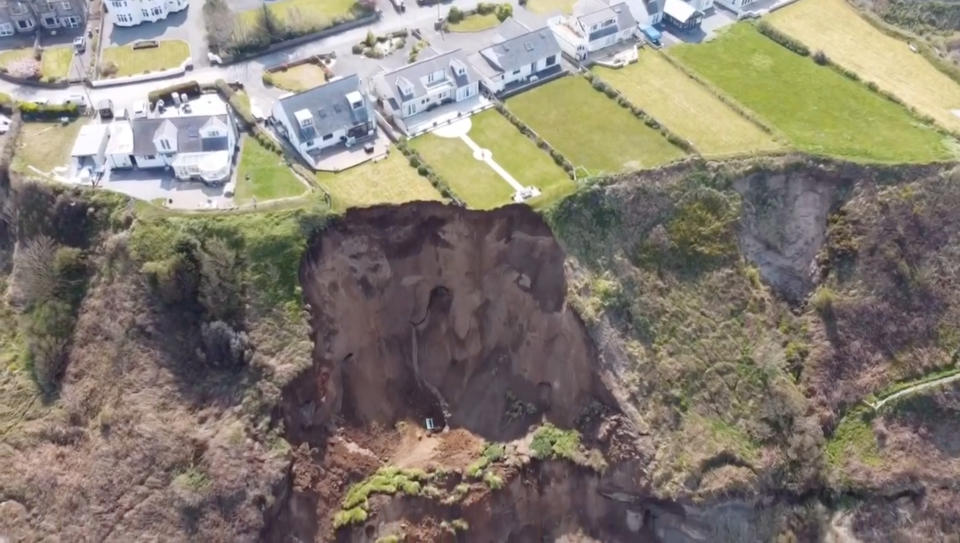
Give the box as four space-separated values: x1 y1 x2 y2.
100 40 190 78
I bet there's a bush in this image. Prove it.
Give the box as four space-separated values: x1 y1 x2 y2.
496 3 512 21
197 238 241 322
482 471 503 490
756 20 810 56
25 299 75 391
18 102 79 120
476 2 495 14
199 320 251 369
351 43 363 55
333 507 367 529
530 423 581 460
447 6 464 23
810 286 837 317
812 49 829 65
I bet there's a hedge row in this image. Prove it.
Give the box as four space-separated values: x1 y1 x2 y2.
213 79 256 129
582 72 696 154
147 80 202 105
18 101 79 120
492 102 577 179
756 20 810 56
395 140 464 205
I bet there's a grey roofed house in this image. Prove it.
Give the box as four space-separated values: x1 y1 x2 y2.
130 115 230 155
275 74 369 142
374 49 480 111
576 2 635 40
477 27 560 75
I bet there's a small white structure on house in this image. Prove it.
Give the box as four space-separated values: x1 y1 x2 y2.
105 120 134 169
70 123 111 174
106 0 188 27
271 74 377 169
685 0 714 13
469 27 563 95
714 0 757 15
118 93 237 183
372 49 482 135
549 2 637 61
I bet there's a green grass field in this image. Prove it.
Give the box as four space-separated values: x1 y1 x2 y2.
12 121 86 177
670 24 956 163
266 64 328 92
449 13 501 32
100 40 189 78
238 0 356 35
768 0 960 133
507 76 686 176
411 129 512 210
410 110 574 209
235 136 307 203
466 110 576 209
524 0 575 13
593 51 784 157
316 150 443 211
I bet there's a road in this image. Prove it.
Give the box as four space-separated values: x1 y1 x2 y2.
0 0 537 112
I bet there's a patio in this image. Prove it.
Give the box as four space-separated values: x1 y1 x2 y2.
310 131 391 172
396 94 494 137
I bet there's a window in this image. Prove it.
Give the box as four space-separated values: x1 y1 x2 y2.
0 23 12 36
151 6 161 14
159 139 171 151
111 0 125 7
16 19 31 29
322 133 333 141
117 13 131 22
64 15 78 26
141 9 148 16
545 55 556 66
60 1 71 10
43 16 56 26
512 69 521 75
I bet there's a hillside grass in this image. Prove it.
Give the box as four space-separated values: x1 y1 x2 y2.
670 23 956 163
593 51 784 157
315 150 443 211
768 0 960 133
506 76 687 176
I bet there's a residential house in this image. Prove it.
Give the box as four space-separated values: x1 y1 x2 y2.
109 93 238 183
620 0 663 27
0 0 85 36
715 0 758 15
469 26 563 95
662 0 702 30
271 74 377 169
684 0 713 12
372 49 481 135
549 2 636 61
70 123 111 174
106 0 188 27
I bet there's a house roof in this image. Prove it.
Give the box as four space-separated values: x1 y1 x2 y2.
276 74 370 141
374 49 479 109
575 2 635 40
129 114 231 155
663 0 697 22
477 27 560 74
71 123 110 157
105 121 133 155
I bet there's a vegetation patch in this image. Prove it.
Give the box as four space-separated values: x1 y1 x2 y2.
768 0 960 133
263 63 329 92
530 423 581 460
670 23 956 163
506 76 686 176
335 466 432 528
593 51 784 157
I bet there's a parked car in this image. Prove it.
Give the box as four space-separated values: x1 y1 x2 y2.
64 93 87 108
73 35 85 52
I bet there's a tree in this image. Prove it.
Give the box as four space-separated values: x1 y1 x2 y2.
10 235 57 307
447 6 464 23
199 320 250 369
197 237 241 323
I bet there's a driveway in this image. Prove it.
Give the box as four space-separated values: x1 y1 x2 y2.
103 3 209 67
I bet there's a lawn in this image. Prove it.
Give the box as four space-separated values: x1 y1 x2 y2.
593 51 784 157
100 40 189 78
11 120 87 177
266 63 328 92
506 76 687 176
768 0 960 133
411 131 512 209
315 150 443 211
238 0 357 35
40 46 73 81
235 136 308 203
0 46 74 81
449 13 501 32
524 0 576 14
466 110 576 209
670 23 956 163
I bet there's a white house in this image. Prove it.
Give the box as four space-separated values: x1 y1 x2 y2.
372 49 481 134
105 121 134 169
271 74 377 169
106 0 187 26
548 2 637 61
116 93 238 183
469 27 563 95
70 123 111 174
714 0 756 14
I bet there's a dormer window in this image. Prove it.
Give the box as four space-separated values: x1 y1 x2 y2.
345 91 364 111
294 109 313 129
159 139 172 151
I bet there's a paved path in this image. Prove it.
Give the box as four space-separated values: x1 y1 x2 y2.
869 370 960 410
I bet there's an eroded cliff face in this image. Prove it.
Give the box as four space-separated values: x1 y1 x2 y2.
287 203 610 442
